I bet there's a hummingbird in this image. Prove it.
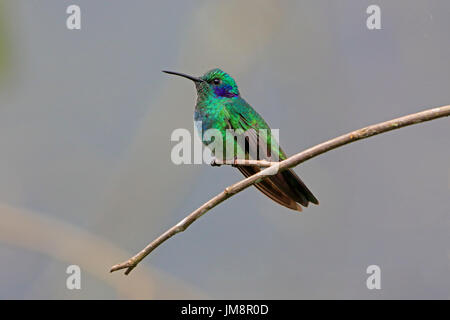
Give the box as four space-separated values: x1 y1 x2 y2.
163 68 319 211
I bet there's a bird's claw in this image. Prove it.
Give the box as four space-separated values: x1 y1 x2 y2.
210 159 222 167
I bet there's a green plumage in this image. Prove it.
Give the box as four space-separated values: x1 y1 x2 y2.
164 68 318 211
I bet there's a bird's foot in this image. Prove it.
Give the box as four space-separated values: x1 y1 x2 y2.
210 159 222 167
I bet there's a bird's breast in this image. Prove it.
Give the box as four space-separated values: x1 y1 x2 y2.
194 104 229 138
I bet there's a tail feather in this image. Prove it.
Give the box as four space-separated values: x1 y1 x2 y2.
237 165 318 211
237 166 302 211
281 169 319 205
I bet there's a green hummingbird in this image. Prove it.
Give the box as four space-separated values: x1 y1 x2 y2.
163 68 319 211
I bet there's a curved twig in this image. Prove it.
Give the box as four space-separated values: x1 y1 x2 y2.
211 158 275 167
110 105 450 275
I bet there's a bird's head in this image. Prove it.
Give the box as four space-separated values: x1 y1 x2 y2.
163 68 240 100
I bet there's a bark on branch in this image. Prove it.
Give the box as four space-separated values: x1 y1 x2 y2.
211 159 275 167
110 105 450 275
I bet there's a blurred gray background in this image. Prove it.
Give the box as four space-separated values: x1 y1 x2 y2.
0 0 448 299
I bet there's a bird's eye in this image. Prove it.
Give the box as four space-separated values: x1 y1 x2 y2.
212 78 221 85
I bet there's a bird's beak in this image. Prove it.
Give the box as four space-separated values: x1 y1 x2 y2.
162 70 204 83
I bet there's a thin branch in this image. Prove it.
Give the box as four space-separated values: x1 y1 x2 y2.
110 105 450 275
212 158 275 167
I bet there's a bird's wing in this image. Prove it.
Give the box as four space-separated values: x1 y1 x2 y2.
224 99 319 210
224 99 285 162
